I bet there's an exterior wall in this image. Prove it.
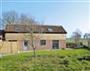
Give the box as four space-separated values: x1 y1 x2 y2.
5 33 66 40
0 33 66 54
59 40 66 48
35 40 66 50
35 40 52 50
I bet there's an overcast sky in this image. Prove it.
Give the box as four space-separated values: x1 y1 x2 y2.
0 0 90 37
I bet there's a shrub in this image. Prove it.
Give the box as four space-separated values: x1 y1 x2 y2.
66 42 77 48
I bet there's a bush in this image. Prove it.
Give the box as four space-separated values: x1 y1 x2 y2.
81 45 90 50
66 42 77 48
78 56 90 61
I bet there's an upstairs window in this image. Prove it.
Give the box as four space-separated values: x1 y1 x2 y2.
40 40 46 46
48 28 53 32
15 27 20 32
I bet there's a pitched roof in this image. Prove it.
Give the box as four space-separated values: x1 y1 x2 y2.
5 24 67 34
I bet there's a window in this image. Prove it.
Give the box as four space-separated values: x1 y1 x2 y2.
15 26 21 32
48 28 53 32
40 40 46 45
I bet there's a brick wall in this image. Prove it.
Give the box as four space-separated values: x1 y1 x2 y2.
0 33 66 54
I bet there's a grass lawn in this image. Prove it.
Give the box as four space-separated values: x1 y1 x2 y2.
0 49 90 71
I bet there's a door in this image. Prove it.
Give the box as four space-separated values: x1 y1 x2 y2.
52 40 59 49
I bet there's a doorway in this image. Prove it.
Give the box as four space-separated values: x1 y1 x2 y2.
23 40 29 51
52 40 59 49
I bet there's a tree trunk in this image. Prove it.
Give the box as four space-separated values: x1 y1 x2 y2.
33 47 36 58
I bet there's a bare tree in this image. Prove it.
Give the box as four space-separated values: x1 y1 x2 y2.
1 11 18 53
1 11 43 56
0 11 18 29
19 14 43 57
2 11 18 25
19 14 37 25
71 29 82 47
84 33 90 47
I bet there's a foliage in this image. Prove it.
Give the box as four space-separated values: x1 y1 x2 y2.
66 42 77 48
0 49 90 71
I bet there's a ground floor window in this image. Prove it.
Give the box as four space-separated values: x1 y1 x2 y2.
52 40 59 49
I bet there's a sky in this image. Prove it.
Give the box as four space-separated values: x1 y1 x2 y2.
0 0 90 37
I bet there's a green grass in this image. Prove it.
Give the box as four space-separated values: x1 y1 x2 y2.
0 49 90 71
